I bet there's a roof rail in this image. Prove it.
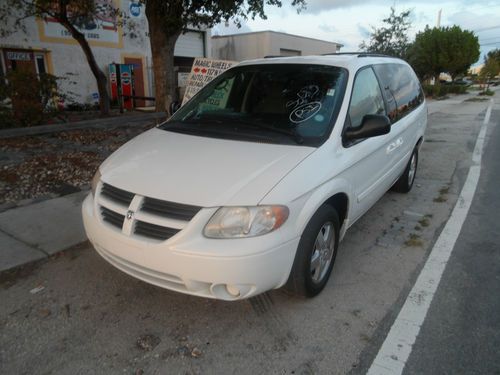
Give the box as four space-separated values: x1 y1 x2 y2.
321 52 394 58
264 55 284 58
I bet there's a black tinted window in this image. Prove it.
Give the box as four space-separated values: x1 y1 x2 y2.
348 67 386 129
373 63 423 122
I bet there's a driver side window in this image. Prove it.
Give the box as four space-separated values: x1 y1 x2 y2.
348 67 386 128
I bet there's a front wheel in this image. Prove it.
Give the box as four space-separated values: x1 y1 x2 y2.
285 205 339 297
392 147 418 193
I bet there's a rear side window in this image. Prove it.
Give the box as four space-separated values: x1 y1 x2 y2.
373 63 424 122
347 67 386 129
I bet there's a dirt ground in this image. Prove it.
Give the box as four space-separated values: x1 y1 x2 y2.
0 124 154 206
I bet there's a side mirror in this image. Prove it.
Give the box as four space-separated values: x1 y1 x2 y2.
169 101 181 115
344 114 391 141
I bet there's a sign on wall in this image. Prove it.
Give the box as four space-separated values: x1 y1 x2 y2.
38 0 122 47
128 0 143 18
182 58 237 105
5 51 32 61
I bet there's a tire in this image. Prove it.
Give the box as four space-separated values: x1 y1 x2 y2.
285 205 340 297
392 147 418 193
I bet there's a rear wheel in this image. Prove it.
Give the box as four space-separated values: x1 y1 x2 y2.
285 205 339 297
392 147 418 193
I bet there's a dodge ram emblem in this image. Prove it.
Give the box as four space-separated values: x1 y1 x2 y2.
126 210 134 220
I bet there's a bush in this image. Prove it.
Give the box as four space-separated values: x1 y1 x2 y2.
479 89 495 96
422 83 468 98
0 70 65 128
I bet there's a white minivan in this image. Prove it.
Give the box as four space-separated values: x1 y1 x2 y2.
82 54 427 300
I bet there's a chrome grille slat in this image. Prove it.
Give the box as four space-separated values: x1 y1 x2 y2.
101 183 134 206
101 207 124 229
134 221 180 241
98 183 201 241
141 197 201 221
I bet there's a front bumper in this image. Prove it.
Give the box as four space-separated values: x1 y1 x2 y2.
82 194 299 300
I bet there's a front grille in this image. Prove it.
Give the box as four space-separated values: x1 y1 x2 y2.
98 183 202 241
134 220 180 241
141 197 201 221
101 183 134 206
101 207 124 229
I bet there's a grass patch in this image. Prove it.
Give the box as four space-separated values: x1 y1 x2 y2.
418 217 430 227
434 196 447 203
466 97 489 102
439 186 450 195
479 89 495 96
434 186 450 202
405 233 424 247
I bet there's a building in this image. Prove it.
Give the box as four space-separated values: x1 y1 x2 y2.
468 64 484 76
0 0 211 106
212 30 342 61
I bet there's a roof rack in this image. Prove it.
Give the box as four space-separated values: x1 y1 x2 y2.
321 52 393 58
264 55 285 58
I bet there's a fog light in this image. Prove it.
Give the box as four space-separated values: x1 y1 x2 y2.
225 284 241 297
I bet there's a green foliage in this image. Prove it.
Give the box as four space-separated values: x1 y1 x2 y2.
359 7 412 58
0 0 113 114
408 26 480 81
421 83 468 98
479 89 495 96
142 0 306 34
143 0 306 111
0 0 116 37
480 49 500 81
0 70 66 128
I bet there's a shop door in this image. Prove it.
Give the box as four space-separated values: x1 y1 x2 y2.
3 49 41 116
124 57 145 107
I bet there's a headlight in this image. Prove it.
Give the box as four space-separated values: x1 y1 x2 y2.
204 206 289 238
91 169 101 197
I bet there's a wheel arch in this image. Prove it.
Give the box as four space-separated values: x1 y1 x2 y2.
295 181 352 241
323 193 349 231
416 136 424 150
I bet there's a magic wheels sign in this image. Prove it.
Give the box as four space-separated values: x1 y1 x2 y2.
182 58 237 106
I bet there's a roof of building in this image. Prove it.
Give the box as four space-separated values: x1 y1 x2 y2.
212 30 343 47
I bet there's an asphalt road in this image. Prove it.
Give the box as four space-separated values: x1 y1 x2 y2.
0 93 497 375
402 105 500 375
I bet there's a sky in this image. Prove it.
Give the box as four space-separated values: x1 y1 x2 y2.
212 0 500 66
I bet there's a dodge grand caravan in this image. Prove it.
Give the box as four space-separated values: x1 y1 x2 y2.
82 54 427 300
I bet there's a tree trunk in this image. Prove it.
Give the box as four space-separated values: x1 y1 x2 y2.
60 21 110 116
146 5 181 114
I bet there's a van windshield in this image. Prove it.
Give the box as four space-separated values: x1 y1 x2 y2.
161 64 347 146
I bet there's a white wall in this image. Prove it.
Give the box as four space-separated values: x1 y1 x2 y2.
212 31 341 62
0 1 210 105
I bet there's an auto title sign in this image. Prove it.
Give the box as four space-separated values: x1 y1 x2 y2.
182 58 237 106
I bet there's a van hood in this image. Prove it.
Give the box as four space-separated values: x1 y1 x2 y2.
100 128 315 207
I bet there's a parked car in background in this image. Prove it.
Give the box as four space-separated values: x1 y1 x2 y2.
82 53 427 300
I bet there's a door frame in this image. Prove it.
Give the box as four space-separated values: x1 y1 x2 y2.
121 53 150 106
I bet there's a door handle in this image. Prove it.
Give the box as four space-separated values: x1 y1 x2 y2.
387 138 403 154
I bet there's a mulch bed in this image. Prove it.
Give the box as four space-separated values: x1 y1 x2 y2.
0 124 155 206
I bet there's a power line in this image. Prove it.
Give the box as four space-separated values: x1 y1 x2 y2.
480 41 500 46
474 25 500 32
480 36 500 42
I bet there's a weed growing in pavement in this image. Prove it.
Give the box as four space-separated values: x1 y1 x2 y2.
466 97 489 102
405 233 424 247
418 217 430 227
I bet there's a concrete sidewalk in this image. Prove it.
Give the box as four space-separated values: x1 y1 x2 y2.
0 191 88 272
